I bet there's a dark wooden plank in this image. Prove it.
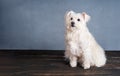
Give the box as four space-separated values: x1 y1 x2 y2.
0 50 119 76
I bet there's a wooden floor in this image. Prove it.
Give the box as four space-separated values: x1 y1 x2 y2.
0 50 120 76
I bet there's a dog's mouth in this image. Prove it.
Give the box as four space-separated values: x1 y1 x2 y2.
71 24 75 27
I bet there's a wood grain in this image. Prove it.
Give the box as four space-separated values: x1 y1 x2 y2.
0 50 119 76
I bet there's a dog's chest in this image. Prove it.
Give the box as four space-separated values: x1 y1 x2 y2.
66 31 80 43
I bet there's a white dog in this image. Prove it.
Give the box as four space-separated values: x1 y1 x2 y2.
65 11 106 69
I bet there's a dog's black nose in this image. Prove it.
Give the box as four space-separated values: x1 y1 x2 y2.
71 22 75 27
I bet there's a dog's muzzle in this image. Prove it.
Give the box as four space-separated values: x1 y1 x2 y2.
71 22 75 27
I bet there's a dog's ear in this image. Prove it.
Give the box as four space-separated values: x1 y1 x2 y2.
65 10 74 18
82 12 91 23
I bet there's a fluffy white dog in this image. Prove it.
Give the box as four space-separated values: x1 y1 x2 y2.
65 11 106 69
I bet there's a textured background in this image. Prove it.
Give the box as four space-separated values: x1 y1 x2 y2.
0 0 120 50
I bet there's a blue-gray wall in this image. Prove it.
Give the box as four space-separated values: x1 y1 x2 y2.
0 0 120 50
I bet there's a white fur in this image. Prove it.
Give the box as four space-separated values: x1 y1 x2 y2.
65 11 106 69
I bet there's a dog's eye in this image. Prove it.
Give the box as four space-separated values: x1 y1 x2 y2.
77 19 80 21
71 18 73 20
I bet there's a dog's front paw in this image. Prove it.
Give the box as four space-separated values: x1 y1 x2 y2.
83 65 90 69
70 61 77 67
82 63 90 69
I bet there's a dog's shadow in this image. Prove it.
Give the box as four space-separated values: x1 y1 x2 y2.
64 58 83 68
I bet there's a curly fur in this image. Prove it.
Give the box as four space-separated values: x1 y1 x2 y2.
64 11 106 69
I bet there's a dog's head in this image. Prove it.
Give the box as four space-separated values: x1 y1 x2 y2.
65 11 90 31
